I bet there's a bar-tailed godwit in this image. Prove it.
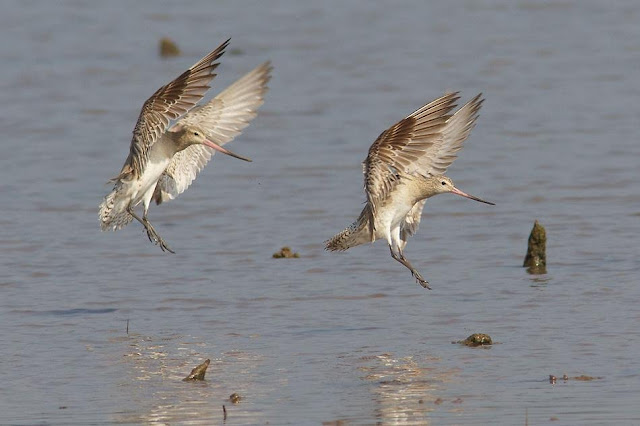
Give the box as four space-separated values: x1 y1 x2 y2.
99 39 271 252
326 93 494 289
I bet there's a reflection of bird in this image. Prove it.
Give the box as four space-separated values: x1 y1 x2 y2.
326 93 494 289
99 39 271 252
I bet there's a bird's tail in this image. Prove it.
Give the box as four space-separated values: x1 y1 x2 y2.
325 206 372 251
99 183 133 231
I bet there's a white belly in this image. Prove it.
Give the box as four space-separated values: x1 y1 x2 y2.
128 157 171 207
372 184 416 240
100 138 174 229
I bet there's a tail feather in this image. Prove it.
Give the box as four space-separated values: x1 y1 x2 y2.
325 206 372 251
99 184 133 231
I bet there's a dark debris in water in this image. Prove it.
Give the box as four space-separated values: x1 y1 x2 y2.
549 373 601 384
229 392 242 404
182 359 210 381
159 37 181 57
272 246 300 258
455 333 493 347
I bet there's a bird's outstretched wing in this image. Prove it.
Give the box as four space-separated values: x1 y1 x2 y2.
411 93 484 177
152 61 272 204
118 39 230 180
362 92 483 238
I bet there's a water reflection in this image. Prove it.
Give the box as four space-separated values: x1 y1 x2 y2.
356 353 450 425
110 333 265 425
528 273 550 287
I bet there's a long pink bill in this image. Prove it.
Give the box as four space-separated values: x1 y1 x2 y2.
451 186 495 205
203 139 252 162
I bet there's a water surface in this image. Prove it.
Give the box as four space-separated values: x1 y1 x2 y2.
1 1 639 424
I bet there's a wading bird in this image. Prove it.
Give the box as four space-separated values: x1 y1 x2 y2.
99 39 271 252
325 93 494 289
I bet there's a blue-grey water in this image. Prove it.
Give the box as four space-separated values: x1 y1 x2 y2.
1 1 639 425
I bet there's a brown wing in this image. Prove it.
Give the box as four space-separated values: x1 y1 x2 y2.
362 92 460 235
120 38 230 179
409 93 484 176
152 62 272 204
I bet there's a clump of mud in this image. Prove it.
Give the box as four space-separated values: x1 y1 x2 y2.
272 246 300 258
456 333 493 347
159 37 181 57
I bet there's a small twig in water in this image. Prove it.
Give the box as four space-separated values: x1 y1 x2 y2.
223 405 227 421
126 319 129 335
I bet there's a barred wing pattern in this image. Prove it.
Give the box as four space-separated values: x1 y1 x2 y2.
362 93 484 238
398 94 484 246
361 93 460 236
406 93 483 177
152 61 272 204
122 39 230 178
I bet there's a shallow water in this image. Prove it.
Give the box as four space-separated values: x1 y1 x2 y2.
1 1 639 424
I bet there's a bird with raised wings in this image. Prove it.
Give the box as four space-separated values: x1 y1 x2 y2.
325 93 494 289
99 39 271 252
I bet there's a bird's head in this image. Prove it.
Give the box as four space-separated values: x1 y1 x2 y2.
432 175 494 205
169 124 252 162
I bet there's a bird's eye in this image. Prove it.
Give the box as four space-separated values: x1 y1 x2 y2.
194 132 199 136
441 181 446 186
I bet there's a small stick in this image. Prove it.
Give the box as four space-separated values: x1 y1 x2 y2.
126 319 129 335
223 405 227 421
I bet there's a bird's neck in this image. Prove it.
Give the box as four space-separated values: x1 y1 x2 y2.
413 176 443 203
165 133 192 156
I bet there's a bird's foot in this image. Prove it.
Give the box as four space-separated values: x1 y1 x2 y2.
156 237 175 254
412 271 431 290
144 222 175 254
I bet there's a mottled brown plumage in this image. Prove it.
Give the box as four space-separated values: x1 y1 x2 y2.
100 40 271 252
118 39 230 182
326 93 493 289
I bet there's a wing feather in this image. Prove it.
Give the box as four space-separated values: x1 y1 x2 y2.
119 39 230 179
362 92 460 236
152 61 272 204
361 93 483 238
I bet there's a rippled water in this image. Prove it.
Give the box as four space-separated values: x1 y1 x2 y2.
1 1 639 424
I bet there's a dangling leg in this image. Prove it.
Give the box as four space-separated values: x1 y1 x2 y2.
127 206 175 253
389 246 430 289
142 210 175 253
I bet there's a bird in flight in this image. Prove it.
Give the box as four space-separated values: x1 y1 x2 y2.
325 93 494 289
99 39 271 252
